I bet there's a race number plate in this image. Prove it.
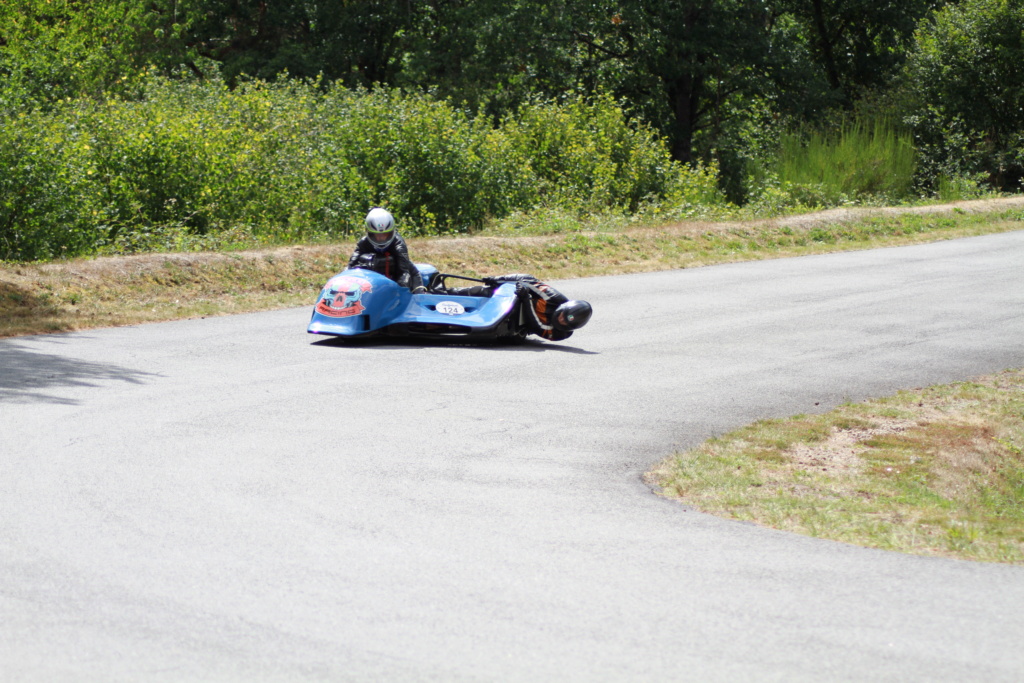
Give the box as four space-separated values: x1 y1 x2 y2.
435 301 466 316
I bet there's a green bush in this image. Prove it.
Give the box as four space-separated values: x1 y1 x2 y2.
502 95 685 214
313 88 534 236
0 108 101 260
902 0 1024 192
0 76 721 261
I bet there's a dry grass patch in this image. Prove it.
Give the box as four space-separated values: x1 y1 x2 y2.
650 369 1024 563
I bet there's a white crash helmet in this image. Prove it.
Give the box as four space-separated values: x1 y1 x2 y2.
365 207 396 251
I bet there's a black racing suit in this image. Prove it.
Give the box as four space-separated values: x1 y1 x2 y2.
347 233 424 291
447 274 573 341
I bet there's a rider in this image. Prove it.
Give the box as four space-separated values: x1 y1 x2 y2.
347 208 426 293
442 273 592 341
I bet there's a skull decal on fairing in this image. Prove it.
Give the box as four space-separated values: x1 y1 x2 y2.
315 276 374 318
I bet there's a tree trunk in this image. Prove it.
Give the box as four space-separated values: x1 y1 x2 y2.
667 73 702 164
810 0 842 94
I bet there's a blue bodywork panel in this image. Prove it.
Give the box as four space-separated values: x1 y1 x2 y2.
307 265 519 339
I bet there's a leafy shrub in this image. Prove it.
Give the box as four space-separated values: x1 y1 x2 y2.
0 108 101 260
0 76 721 261
902 0 1024 192
313 88 534 236
502 95 691 214
0 0 171 110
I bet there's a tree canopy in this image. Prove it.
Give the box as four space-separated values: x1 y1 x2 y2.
904 0 1024 190
2 0 1022 194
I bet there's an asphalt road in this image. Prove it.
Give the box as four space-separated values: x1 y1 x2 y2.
2 232 1024 681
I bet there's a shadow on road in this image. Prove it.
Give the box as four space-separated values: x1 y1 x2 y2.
0 338 160 405
310 336 599 355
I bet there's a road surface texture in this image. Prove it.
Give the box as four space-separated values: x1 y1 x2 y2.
2 232 1024 681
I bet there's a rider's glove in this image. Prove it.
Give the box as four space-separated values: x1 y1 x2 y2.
483 277 499 288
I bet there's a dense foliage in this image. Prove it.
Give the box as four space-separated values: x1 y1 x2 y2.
903 0 1024 192
2 0 1022 261
0 78 720 260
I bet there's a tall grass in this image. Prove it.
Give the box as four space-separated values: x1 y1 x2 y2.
776 119 917 205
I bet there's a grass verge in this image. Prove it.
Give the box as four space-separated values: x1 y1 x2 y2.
2 199 1022 339
648 369 1024 564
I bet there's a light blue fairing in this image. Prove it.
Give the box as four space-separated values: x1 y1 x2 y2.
308 265 518 338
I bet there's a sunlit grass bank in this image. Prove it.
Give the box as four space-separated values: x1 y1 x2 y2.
1 202 1021 339
650 369 1024 564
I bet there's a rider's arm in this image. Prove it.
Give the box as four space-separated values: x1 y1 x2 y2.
494 274 538 283
392 237 424 291
347 237 371 268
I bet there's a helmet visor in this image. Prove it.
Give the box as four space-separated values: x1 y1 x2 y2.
368 229 395 245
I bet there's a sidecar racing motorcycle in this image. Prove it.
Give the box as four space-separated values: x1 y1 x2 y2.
308 264 533 341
